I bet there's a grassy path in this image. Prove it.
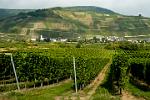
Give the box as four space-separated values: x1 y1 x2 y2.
0 80 72 100
121 91 145 100
83 61 111 100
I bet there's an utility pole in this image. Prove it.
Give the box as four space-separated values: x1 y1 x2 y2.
73 57 77 93
10 54 20 91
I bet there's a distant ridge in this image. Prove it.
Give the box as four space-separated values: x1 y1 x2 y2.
0 9 35 18
65 6 115 14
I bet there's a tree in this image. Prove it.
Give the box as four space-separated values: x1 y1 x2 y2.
93 37 99 43
111 53 129 94
76 41 82 48
139 14 142 17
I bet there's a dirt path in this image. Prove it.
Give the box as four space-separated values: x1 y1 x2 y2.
81 61 111 100
55 61 111 100
121 91 145 100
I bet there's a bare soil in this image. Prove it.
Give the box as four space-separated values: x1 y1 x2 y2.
121 91 145 100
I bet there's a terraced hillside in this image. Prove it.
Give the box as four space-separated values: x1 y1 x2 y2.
0 6 150 40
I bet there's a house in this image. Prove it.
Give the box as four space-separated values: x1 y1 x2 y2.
31 36 38 41
31 38 36 41
145 38 150 42
104 14 110 16
95 35 105 42
60 39 67 42
40 35 45 41
50 38 57 42
107 36 117 42
116 37 126 41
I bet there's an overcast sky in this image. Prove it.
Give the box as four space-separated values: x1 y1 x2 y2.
0 0 150 17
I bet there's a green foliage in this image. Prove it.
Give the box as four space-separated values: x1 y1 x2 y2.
0 48 110 92
110 53 129 94
104 43 119 50
12 53 72 82
76 41 82 48
91 62 121 100
0 54 13 80
27 9 61 18
0 82 33 92
105 42 144 50
9 47 112 58
118 42 142 50
36 29 74 38
0 81 73 100
74 57 109 89
66 6 115 14
126 82 150 100
109 51 150 94
129 58 150 85
0 9 34 19
92 87 120 100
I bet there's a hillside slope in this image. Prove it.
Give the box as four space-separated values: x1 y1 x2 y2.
0 6 150 40
0 9 35 18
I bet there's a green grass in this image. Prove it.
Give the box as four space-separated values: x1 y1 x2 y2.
126 82 150 100
0 81 73 100
90 58 120 100
0 42 28 48
91 87 120 100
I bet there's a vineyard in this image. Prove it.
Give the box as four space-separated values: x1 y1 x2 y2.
109 51 150 95
1 42 150 100
0 48 110 92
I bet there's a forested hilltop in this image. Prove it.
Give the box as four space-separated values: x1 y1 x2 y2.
0 9 34 18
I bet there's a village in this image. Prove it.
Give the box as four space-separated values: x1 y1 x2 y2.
31 34 150 43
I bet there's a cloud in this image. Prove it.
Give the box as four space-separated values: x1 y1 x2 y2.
109 0 150 16
0 0 150 17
